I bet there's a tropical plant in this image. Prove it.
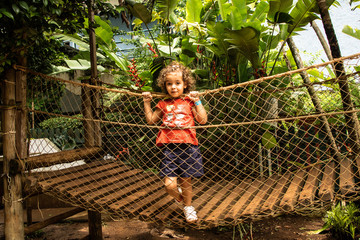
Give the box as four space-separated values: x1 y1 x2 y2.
0 0 114 74
343 25 360 40
315 202 360 239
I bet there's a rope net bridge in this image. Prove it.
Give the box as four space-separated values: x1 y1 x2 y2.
23 53 360 228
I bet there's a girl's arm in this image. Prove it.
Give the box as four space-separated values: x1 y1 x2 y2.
142 92 162 125
189 91 207 124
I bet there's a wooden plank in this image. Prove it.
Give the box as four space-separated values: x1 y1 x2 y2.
339 157 355 195
123 187 168 215
261 173 291 213
139 194 174 220
154 181 208 222
204 180 251 224
137 179 207 221
109 180 163 211
93 174 158 205
50 165 129 192
318 161 335 201
225 178 262 221
279 169 305 211
32 159 104 180
66 168 140 197
241 175 278 216
191 182 222 218
37 162 120 190
197 182 235 221
193 182 221 206
159 180 222 226
297 164 321 206
74 170 145 202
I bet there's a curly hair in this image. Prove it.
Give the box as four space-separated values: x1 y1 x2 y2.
157 61 196 94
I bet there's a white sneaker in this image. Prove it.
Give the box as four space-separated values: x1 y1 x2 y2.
183 206 198 223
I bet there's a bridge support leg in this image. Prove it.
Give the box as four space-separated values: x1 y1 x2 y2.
88 210 103 240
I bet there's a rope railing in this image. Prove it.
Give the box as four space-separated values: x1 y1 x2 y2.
22 53 360 228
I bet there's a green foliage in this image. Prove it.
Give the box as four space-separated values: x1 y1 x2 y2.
53 15 130 74
350 0 360 10
0 0 117 74
52 135 77 150
156 0 180 21
317 202 360 239
343 25 360 40
39 115 83 130
125 0 152 24
27 75 65 114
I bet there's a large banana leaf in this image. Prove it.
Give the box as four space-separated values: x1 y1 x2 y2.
288 0 336 33
124 0 152 24
157 0 180 20
217 0 232 21
224 26 260 69
186 0 202 23
93 16 114 47
268 0 293 21
229 0 247 30
206 21 231 57
249 1 269 23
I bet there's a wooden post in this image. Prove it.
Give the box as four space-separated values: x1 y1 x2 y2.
82 80 95 148
87 0 103 239
88 210 103 240
2 68 25 239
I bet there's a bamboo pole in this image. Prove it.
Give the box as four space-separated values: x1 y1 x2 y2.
3 68 25 239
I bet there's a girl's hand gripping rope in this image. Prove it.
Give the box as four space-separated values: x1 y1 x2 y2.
143 92 162 125
189 91 207 124
188 91 200 104
142 92 152 102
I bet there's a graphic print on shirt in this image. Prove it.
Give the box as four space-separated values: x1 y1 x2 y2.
163 104 189 128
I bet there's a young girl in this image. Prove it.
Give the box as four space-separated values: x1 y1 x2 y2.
142 61 207 223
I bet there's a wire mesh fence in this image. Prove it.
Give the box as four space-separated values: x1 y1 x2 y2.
18 53 360 228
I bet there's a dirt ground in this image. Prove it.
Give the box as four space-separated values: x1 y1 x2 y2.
0 208 335 240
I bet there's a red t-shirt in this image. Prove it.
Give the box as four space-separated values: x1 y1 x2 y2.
155 98 198 146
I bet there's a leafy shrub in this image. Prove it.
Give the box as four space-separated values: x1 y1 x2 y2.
39 115 83 129
51 135 77 150
320 202 360 239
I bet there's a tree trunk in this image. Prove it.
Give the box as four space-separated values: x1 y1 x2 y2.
310 20 332 61
287 37 342 161
87 1 103 239
316 0 360 155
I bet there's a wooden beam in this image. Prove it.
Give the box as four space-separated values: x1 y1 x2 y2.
26 147 103 169
24 207 84 235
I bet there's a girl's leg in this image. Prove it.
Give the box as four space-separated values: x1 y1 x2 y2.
179 177 192 206
164 177 182 202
